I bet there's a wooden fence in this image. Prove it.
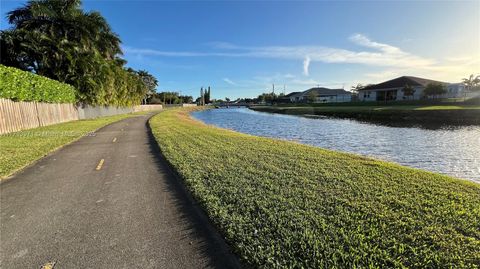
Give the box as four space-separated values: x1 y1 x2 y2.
0 98 78 134
0 99 167 134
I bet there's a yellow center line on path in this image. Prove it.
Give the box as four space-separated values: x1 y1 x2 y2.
41 261 56 269
112 137 117 143
96 159 105 171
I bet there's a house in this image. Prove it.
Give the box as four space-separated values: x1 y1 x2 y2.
357 76 467 101
287 92 304 103
277 91 301 103
446 83 466 98
290 87 352 103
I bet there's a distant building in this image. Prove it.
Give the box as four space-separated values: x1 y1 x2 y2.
446 83 466 98
278 92 301 103
358 76 467 101
290 87 352 103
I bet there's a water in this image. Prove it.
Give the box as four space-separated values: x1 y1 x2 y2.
192 108 480 183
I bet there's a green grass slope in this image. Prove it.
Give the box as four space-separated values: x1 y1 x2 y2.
150 108 480 268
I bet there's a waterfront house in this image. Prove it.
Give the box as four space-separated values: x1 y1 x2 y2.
290 87 352 103
357 76 468 101
446 83 467 98
278 92 301 103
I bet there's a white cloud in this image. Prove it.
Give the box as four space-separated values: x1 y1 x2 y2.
223 78 237 85
206 42 242 50
303 56 311 76
124 34 479 88
125 34 437 68
349 33 401 54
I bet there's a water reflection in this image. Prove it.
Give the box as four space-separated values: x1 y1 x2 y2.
192 108 480 183
301 114 471 130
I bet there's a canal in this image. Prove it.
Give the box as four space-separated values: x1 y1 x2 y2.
192 108 480 183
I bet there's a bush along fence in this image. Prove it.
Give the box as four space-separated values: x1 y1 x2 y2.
0 65 163 134
0 65 76 103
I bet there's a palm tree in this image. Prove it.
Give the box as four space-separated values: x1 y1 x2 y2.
462 74 480 92
3 0 122 103
6 0 121 59
2 0 152 106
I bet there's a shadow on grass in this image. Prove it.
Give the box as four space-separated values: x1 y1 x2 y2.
145 119 243 269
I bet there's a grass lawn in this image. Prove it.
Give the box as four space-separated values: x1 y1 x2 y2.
413 105 480 110
0 112 150 179
257 104 480 112
150 108 480 268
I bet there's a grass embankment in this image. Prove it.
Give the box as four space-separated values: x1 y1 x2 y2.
0 112 147 179
251 104 480 125
149 108 480 268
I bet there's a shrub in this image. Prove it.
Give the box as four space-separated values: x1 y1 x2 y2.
424 83 447 99
0 64 76 103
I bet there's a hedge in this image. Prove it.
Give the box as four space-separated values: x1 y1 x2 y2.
0 65 76 103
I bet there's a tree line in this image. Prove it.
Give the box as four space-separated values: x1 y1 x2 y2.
148 91 193 104
0 0 157 106
197 86 211 105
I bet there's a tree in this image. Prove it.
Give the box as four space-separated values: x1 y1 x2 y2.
200 87 205 106
3 0 120 76
152 91 189 104
256 92 277 103
137 70 158 104
1 0 149 106
424 83 447 99
350 83 365 101
307 90 318 103
402 84 416 100
179 95 193 103
351 83 365 93
462 74 480 92
204 86 211 104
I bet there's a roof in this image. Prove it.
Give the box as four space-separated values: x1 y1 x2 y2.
287 92 304 98
301 87 351 97
283 91 301 98
360 76 448 91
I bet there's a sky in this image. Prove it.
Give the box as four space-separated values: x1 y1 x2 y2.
1 0 479 99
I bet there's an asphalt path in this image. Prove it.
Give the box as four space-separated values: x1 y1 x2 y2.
0 113 241 268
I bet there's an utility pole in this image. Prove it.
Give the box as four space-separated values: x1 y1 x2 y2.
272 84 275 104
